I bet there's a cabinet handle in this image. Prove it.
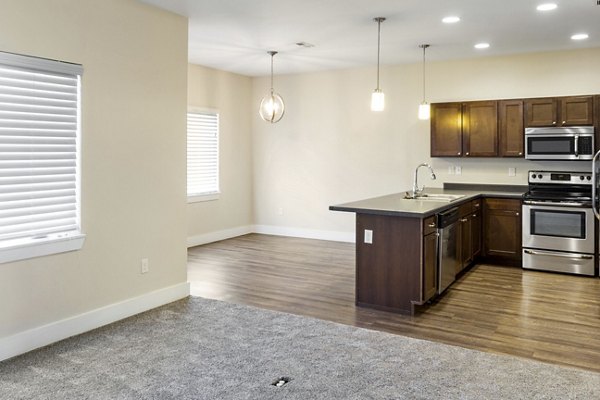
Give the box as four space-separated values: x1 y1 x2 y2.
460 218 468 222
472 214 477 217
562 121 566 124
552 121 557 125
428 222 436 228
515 212 520 216
465 152 469 156
518 152 523 156
473 203 480 208
457 152 461 155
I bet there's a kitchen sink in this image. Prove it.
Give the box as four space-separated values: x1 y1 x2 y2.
404 193 466 202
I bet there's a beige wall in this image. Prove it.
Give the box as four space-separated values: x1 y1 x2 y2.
251 48 600 234
187 65 254 240
0 0 188 337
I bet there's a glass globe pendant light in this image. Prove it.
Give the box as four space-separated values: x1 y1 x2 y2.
259 51 285 123
418 44 431 120
371 17 386 112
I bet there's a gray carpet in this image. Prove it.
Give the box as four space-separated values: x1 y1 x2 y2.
1 296 599 399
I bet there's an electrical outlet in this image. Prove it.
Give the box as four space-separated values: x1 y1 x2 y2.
364 229 373 244
455 166 462 175
277 207 284 216
448 166 454 175
141 258 149 274
508 167 516 177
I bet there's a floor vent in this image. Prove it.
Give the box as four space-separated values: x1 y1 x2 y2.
271 377 291 387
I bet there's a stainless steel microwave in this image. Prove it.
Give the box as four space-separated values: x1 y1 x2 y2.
525 126 595 160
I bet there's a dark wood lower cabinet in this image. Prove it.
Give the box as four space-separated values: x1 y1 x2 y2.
423 230 438 302
483 198 522 265
355 213 424 315
458 211 471 274
458 200 482 274
471 207 482 259
353 196 522 315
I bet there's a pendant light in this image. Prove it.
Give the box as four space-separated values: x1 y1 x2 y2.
371 17 386 112
418 44 431 120
259 51 285 123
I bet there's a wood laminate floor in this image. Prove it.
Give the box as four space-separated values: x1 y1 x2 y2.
187 233 600 373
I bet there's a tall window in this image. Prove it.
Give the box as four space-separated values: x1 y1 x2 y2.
0 51 84 263
187 110 219 201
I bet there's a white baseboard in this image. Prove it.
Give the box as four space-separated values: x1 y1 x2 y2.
187 225 253 248
0 282 190 362
253 225 355 243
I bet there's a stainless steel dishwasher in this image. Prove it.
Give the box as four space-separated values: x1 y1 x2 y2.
437 207 459 294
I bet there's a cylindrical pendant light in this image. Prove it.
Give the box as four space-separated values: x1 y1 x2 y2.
371 17 386 112
259 51 285 123
418 44 431 120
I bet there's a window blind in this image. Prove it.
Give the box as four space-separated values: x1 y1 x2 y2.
187 111 219 197
0 52 82 244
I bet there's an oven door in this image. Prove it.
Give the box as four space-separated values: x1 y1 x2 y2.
522 203 595 254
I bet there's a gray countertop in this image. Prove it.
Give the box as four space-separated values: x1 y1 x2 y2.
329 184 526 218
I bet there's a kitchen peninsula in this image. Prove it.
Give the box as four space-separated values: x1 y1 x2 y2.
330 185 525 315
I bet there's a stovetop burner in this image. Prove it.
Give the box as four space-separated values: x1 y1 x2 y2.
525 170 593 206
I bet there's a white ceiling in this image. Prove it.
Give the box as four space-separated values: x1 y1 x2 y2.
140 0 600 77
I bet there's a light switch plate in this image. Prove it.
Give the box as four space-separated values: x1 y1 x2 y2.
364 229 373 244
508 167 516 177
448 166 454 175
455 166 462 175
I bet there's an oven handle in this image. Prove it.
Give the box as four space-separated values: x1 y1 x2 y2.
524 249 594 260
593 150 600 219
523 200 589 207
574 135 579 158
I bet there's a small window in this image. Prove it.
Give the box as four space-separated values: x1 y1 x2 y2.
187 110 219 202
0 51 85 263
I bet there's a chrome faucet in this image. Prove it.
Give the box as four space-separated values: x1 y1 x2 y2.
411 163 436 198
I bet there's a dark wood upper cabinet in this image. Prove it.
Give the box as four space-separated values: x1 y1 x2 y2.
431 103 462 157
433 94 596 157
525 96 593 127
498 100 524 157
525 98 557 127
462 101 498 157
431 101 498 157
561 96 594 126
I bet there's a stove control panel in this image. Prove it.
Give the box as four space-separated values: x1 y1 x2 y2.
529 170 592 185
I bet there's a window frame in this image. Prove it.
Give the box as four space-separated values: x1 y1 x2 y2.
0 51 85 264
187 107 220 203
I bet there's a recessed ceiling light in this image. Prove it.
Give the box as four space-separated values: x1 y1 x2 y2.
571 33 589 40
536 3 557 11
442 16 460 24
474 42 490 49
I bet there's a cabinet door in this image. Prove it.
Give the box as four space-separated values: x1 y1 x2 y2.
560 96 594 126
498 100 524 157
525 98 558 127
459 215 471 273
462 101 498 157
483 198 522 261
471 209 482 260
431 103 463 157
423 232 438 302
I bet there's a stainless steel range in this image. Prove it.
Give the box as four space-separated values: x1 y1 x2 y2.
522 171 596 276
